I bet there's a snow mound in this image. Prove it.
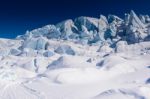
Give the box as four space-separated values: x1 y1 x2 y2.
93 88 145 99
48 55 93 69
97 54 126 68
97 54 137 74
46 68 108 84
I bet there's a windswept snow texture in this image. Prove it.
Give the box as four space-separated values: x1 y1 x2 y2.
1 11 150 99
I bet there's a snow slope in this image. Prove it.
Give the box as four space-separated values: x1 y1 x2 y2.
0 10 150 99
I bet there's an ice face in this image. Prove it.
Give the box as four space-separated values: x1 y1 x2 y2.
129 10 145 29
22 37 48 50
56 19 78 40
10 49 21 56
125 11 148 43
16 10 150 46
146 78 150 84
43 51 54 57
54 45 75 55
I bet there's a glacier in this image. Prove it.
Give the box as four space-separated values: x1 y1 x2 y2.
0 10 150 99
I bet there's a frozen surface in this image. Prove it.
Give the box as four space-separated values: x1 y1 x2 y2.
0 38 150 99
1 11 150 99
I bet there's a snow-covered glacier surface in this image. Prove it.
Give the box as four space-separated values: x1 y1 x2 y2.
0 11 150 99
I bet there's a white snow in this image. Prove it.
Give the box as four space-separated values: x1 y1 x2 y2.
0 38 149 99
1 11 150 99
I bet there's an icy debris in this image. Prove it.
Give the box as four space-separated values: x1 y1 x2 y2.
108 15 123 24
126 11 148 43
22 37 48 50
54 45 75 55
107 15 123 39
97 42 113 53
47 56 67 69
43 51 54 57
16 10 150 45
147 66 150 68
145 78 150 84
21 48 37 57
36 37 48 50
127 10 145 29
56 19 78 39
33 57 49 73
10 48 21 56
20 25 61 39
96 60 104 67
74 16 99 31
87 58 93 63
86 58 97 63
98 15 108 41
45 26 61 39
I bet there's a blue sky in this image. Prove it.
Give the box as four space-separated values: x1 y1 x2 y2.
0 0 149 38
